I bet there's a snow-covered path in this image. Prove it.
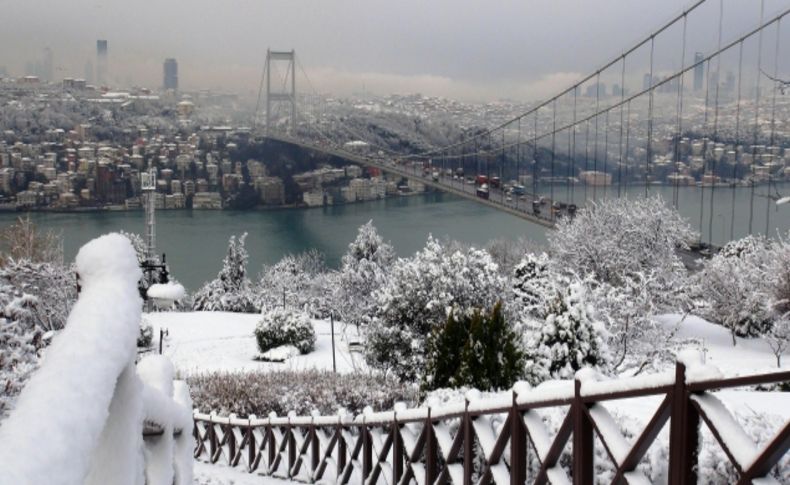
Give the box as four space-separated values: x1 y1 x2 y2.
146 312 365 375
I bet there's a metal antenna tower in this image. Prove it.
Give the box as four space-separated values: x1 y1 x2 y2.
141 167 157 265
265 49 297 133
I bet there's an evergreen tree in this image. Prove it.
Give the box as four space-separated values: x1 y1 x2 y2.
512 253 552 318
523 278 608 385
336 221 394 328
193 233 255 312
424 302 524 392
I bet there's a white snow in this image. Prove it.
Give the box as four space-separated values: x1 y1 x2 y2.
147 282 186 302
0 233 143 485
690 393 758 469
146 311 364 375
259 344 301 362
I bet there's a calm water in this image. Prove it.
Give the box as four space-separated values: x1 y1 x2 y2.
0 184 787 290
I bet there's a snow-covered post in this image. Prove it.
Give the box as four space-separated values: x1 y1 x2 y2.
510 389 527 485
572 377 593 484
668 359 700 484
0 234 144 485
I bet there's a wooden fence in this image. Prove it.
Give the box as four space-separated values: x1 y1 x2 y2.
193 361 790 484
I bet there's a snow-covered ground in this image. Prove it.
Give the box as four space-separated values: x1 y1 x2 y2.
194 461 293 485
146 312 365 375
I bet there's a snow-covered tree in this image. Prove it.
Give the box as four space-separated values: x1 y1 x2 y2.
512 252 553 318
522 276 608 384
695 235 774 343
192 233 255 312
256 250 331 317
335 221 395 328
365 236 507 381
549 195 695 287
766 312 789 368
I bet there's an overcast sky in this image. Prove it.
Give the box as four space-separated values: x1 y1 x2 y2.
1 0 787 101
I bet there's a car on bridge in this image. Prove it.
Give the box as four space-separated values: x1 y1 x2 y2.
476 184 490 199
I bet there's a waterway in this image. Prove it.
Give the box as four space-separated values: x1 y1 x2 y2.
0 184 787 290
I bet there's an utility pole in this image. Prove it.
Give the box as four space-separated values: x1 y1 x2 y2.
141 167 157 312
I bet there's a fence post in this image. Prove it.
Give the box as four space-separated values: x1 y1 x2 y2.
510 390 526 485
227 416 236 466
287 417 296 478
311 420 320 481
248 421 256 472
209 415 218 463
426 407 437 485
337 421 347 483
463 399 473 485
267 421 276 473
668 361 700 485
572 378 593 485
392 414 403 485
362 419 372 481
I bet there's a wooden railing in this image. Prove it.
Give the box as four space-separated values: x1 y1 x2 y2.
193 360 790 484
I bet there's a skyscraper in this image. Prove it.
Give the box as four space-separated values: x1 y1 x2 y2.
163 58 178 91
42 48 53 82
96 40 108 86
693 52 704 91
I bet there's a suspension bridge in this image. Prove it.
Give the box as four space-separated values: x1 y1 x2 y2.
257 0 790 246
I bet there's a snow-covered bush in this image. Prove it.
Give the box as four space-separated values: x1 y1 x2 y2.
549 195 694 287
695 235 774 342
192 233 255 313
522 277 608 384
335 221 395 328
366 236 507 381
0 216 63 265
512 252 553 318
187 369 418 417
0 259 76 331
255 306 316 355
424 301 524 391
485 236 542 275
256 250 331 318
137 318 153 348
0 314 40 418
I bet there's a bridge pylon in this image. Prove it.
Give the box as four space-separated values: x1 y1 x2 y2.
263 49 297 134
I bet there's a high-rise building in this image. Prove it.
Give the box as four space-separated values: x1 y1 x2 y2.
693 52 704 91
96 40 108 86
163 58 178 91
42 48 53 82
642 73 652 91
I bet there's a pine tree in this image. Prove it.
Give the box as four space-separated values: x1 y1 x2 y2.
513 253 552 318
336 221 394 328
523 278 608 385
193 233 255 312
424 302 524 392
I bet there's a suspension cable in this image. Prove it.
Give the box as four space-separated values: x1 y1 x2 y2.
618 56 626 198
749 0 766 235
593 72 601 201
646 35 655 198
673 14 689 208
765 18 782 237
707 0 725 246
730 41 744 240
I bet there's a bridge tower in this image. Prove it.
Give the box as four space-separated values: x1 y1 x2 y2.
265 49 297 134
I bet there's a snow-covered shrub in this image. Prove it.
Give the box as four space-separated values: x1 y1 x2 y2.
192 233 255 313
424 302 524 391
512 252 553 318
137 318 153 348
0 215 63 265
0 315 40 418
522 277 608 384
0 259 76 331
335 221 395 328
485 236 543 275
769 232 790 317
256 250 331 318
549 195 694 287
255 306 316 355
366 236 507 381
187 369 418 417
695 235 774 342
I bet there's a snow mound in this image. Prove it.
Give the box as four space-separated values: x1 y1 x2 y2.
259 344 301 362
148 282 186 301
